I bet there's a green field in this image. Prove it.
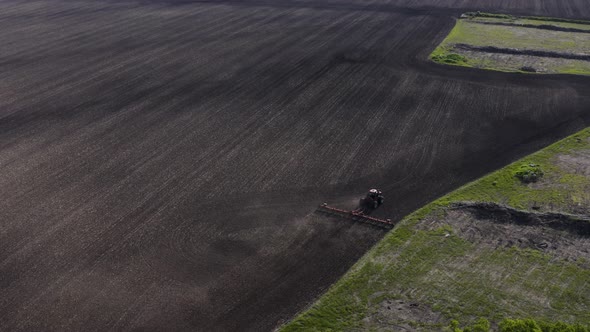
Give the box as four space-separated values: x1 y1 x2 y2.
431 13 590 75
280 128 590 331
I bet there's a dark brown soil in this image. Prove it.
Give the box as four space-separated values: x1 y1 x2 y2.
1 0 590 331
451 201 590 236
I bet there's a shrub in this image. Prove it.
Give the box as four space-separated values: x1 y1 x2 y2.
449 319 588 332
432 53 467 64
448 319 463 332
538 321 590 332
514 163 544 183
500 319 590 332
447 318 491 332
471 318 492 332
500 319 543 332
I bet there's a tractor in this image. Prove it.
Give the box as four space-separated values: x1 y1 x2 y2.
356 188 384 214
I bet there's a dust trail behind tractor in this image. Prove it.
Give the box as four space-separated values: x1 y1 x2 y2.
316 203 395 229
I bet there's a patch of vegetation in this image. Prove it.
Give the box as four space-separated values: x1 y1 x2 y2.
432 53 468 64
518 19 590 31
447 21 584 52
281 128 590 331
500 318 590 332
462 11 590 27
553 61 590 76
525 16 590 26
448 318 590 332
447 318 491 332
430 12 590 76
431 46 469 65
514 163 544 183
282 219 460 332
438 129 590 211
283 220 590 330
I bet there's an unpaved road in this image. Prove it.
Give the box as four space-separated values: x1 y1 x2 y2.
1 0 590 331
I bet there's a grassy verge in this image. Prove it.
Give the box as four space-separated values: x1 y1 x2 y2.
431 13 590 75
463 11 590 26
281 128 590 331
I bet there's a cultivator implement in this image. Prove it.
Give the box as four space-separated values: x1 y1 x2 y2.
317 203 395 229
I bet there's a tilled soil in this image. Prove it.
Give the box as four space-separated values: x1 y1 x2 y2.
1 0 590 331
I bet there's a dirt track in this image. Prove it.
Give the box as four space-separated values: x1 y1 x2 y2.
1 0 590 331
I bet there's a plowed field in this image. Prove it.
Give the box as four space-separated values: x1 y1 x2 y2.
1 0 590 331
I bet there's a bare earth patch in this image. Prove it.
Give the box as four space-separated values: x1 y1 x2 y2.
423 202 590 267
553 148 590 214
365 299 442 331
455 48 590 74
556 149 590 176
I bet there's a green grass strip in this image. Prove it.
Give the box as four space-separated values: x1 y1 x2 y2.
281 128 590 331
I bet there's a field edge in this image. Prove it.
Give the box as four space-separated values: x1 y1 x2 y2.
279 127 590 331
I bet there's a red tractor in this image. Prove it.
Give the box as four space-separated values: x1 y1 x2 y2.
356 188 384 214
317 188 392 229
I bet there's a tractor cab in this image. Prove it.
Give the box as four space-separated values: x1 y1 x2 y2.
358 188 384 214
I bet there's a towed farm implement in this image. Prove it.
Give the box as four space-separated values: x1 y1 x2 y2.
317 189 395 229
